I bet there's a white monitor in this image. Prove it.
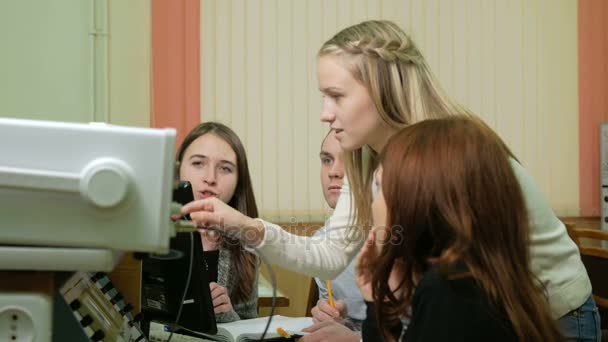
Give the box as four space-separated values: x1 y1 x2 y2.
0 118 177 271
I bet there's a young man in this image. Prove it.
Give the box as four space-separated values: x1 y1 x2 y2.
311 129 365 332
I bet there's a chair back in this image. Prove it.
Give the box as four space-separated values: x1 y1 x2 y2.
306 278 319 317
566 225 608 309
565 224 608 340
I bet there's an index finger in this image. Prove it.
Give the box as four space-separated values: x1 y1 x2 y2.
189 211 220 230
181 197 216 214
318 300 340 317
360 229 379 260
333 299 346 312
210 283 226 297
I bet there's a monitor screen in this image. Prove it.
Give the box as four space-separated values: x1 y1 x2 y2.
140 231 217 335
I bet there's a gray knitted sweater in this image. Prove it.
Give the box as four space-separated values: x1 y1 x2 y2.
213 247 259 323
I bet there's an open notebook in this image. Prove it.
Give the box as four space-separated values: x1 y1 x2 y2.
149 316 313 342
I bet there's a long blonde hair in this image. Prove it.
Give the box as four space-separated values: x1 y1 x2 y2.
319 20 472 232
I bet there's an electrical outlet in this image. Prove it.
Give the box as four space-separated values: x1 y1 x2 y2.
0 293 52 342
0 308 34 341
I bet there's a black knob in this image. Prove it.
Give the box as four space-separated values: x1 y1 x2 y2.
100 282 114 294
90 272 105 282
110 293 124 304
69 299 81 311
80 315 93 327
120 303 134 315
91 330 105 341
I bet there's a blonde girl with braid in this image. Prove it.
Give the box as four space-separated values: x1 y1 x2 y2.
182 20 598 340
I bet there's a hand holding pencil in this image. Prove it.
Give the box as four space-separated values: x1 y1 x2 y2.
310 281 346 325
311 299 346 324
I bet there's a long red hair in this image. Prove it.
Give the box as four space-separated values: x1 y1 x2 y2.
371 116 562 341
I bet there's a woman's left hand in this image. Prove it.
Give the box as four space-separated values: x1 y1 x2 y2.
356 230 378 301
356 228 406 302
209 282 233 314
299 321 361 342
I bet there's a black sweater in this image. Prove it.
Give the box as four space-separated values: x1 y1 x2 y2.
362 267 517 342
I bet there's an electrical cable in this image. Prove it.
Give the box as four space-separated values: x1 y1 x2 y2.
166 223 278 342
211 227 278 342
252 247 277 341
166 232 194 342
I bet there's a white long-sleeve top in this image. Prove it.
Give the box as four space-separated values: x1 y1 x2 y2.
255 176 363 280
255 159 591 318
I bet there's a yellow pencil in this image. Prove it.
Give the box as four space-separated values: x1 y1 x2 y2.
276 327 292 338
326 280 334 307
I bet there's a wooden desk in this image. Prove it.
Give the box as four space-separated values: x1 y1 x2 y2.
257 274 290 307
560 216 600 230
561 216 603 247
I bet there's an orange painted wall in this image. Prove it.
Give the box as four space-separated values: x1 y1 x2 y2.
579 0 608 216
151 0 201 146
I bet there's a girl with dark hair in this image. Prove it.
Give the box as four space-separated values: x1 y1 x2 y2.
176 121 258 323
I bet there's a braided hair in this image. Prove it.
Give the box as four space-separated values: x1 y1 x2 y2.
318 20 472 238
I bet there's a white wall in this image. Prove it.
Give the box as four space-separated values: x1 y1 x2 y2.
201 0 579 220
0 0 150 127
107 0 150 127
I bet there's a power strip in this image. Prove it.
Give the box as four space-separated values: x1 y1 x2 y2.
0 293 52 342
